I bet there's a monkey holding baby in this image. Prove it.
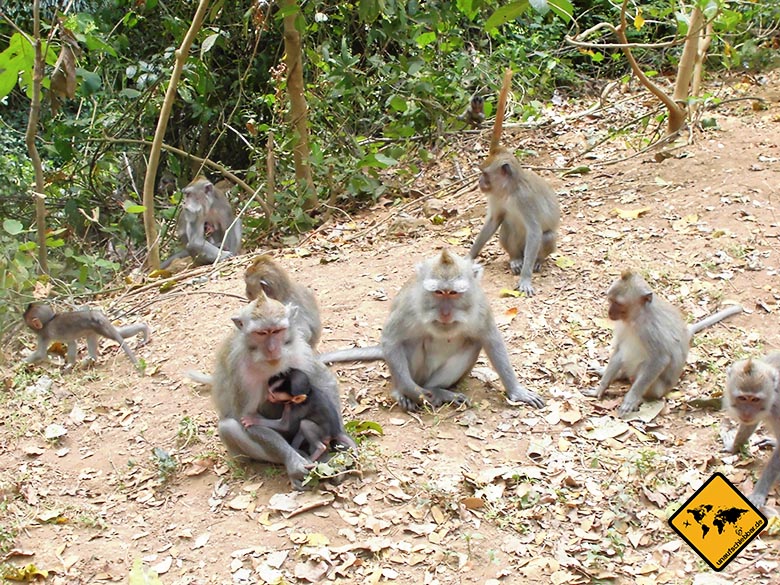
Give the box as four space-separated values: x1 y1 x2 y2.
161 176 242 269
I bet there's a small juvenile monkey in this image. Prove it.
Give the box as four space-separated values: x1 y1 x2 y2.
459 93 485 128
241 368 357 462
157 174 177 196
244 255 322 348
161 176 242 269
722 352 780 507
23 303 149 368
320 249 545 412
211 291 345 489
590 270 742 416
468 69 560 296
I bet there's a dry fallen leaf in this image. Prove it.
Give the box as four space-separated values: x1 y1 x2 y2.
612 207 651 220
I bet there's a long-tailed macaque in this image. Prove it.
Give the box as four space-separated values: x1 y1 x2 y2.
244 255 322 348
468 69 560 296
211 292 345 489
242 368 357 462
590 270 742 416
320 249 545 412
23 303 149 368
722 352 780 508
459 93 485 128
160 176 242 269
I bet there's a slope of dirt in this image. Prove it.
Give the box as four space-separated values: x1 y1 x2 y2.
3 75 780 584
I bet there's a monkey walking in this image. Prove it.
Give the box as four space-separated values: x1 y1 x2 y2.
241 368 357 462
468 69 560 296
23 303 150 369
588 270 742 416
161 176 242 269
210 291 346 490
722 352 780 508
244 255 322 349
320 249 544 413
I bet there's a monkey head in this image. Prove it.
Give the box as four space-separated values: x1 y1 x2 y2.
231 293 292 363
267 368 312 404
418 250 482 326
24 303 55 331
606 270 653 321
181 177 215 214
478 150 516 194
725 359 779 424
470 94 484 115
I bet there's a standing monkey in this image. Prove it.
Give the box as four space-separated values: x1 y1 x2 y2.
23 303 149 369
210 292 345 489
320 249 544 412
244 255 322 348
468 69 560 296
722 352 780 508
160 176 242 269
589 270 742 416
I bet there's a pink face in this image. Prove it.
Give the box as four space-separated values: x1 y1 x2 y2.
248 325 287 362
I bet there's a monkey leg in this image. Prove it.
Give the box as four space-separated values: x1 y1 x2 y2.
297 419 330 461
219 418 313 490
750 448 780 508
187 236 234 266
160 249 190 269
422 387 470 409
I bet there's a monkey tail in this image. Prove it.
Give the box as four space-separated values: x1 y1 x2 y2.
185 370 213 385
688 304 743 336
490 68 513 155
319 346 384 364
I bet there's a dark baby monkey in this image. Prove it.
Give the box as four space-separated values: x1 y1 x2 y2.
722 352 780 508
590 270 742 416
23 302 149 369
241 368 357 462
459 93 485 128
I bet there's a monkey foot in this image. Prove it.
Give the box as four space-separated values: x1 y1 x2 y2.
508 389 545 409
516 279 535 296
617 397 641 417
509 259 524 275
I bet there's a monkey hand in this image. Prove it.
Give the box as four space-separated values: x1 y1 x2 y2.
748 491 768 509
507 387 545 409
240 414 263 428
515 276 535 297
581 387 602 398
720 432 739 454
617 396 641 417
286 453 316 491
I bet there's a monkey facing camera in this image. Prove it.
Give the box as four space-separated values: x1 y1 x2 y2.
588 270 742 417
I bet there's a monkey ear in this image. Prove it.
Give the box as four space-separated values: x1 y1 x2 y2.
500 162 513 177
290 394 308 404
471 261 484 282
641 292 653 305
231 316 246 331
31 317 43 330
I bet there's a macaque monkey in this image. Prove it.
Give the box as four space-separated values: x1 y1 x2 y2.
320 249 545 412
722 352 780 507
590 270 743 416
160 176 242 269
241 368 357 462
244 255 322 348
157 174 177 196
468 69 560 296
23 303 149 368
459 93 485 128
210 291 344 489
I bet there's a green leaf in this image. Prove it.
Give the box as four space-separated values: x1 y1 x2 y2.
3 219 23 235
388 95 407 112
201 33 220 57
547 0 574 22
123 201 146 214
486 1 531 31
415 31 437 48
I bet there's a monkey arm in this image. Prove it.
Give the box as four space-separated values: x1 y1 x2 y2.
24 338 50 363
383 341 427 411
594 351 624 397
468 215 502 260
724 422 759 453
750 447 780 507
482 324 544 408
617 354 671 416
242 403 299 434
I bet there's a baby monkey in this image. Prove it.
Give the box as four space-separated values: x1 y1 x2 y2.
23 302 149 369
241 368 356 462
459 93 485 128
723 352 780 508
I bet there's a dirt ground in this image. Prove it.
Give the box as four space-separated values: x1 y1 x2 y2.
3 72 780 585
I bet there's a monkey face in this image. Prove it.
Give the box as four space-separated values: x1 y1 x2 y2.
608 299 628 321
729 392 768 424
182 190 205 214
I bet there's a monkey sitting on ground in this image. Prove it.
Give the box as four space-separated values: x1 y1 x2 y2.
320 249 545 412
211 291 345 489
588 270 742 416
241 368 357 462
459 93 485 128
23 303 150 369
468 69 560 296
161 176 242 269
244 255 322 349
722 352 780 508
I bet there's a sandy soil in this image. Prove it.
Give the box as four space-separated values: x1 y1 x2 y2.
2 73 780 585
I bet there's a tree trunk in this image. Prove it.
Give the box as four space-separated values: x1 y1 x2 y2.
142 0 211 270
673 6 703 104
25 0 48 275
280 0 316 210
